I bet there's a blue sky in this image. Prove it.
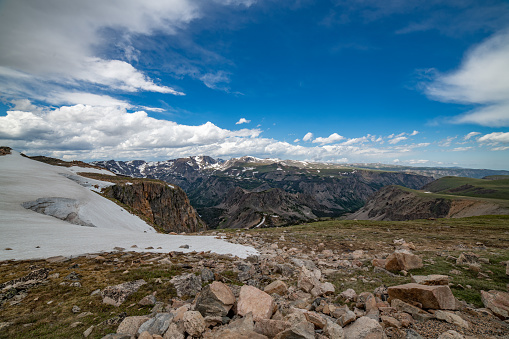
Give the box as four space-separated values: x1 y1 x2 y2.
0 0 508 169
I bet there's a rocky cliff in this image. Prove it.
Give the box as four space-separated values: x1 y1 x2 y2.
104 181 205 233
347 185 509 221
215 187 320 229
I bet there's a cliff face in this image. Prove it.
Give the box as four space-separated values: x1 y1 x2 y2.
347 185 509 221
216 187 319 229
105 181 205 233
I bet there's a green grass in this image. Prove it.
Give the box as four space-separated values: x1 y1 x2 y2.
424 176 509 200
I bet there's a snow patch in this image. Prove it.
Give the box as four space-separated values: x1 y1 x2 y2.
68 166 116 176
0 152 258 261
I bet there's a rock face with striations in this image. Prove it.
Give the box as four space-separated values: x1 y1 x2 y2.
347 185 509 221
105 181 205 233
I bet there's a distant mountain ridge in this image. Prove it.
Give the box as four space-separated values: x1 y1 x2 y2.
93 156 434 228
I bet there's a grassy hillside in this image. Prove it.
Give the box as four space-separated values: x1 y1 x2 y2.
423 176 509 200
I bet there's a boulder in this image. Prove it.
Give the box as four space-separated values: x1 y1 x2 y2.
254 319 290 338
116 316 151 335
237 285 275 321
411 275 449 286
264 280 288 296
385 250 423 272
183 311 205 337
343 316 386 339
381 316 401 329
138 313 173 336
298 267 320 293
435 310 469 328
480 290 509 319
303 311 326 329
201 268 215 282
311 281 335 297
273 320 315 339
195 281 236 317
388 283 457 310
338 310 356 327
102 279 147 307
339 289 357 302
139 294 157 306
163 323 184 339
324 319 344 339
170 273 202 298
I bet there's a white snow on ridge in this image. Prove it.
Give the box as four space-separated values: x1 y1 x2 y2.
68 166 116 176
0 152 258 261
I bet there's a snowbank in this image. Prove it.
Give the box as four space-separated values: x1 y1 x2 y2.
0 152 258 260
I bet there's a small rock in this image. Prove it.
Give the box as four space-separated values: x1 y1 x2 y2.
138 313 172 336
437 330 465 339
264 280 288 296
139 294 157 306
83 325 94 337
435 310 469 328
179 245 189 249
456 252 479 265
338 310 357 327
254 319 290 338
71 305 81 313
411 274 449 286
201 268 215 282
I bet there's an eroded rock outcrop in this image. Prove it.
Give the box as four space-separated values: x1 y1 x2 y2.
105 181 205 233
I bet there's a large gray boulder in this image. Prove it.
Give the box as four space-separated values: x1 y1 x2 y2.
195 281 236 317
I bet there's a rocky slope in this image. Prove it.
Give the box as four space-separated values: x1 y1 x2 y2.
94 157 434 228
347 185 509 221
104 181 205 234
215 187 320 229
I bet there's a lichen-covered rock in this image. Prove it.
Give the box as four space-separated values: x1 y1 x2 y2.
264 280 288 295
138 313 173 336
102 279 146 307
170 273 202 298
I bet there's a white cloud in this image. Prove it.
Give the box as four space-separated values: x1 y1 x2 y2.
438 136 457 147
407 159 429 164
492 146 509 151
464 131 481 140
478 132 509 144
393 159 400 163
425 30 509 126
388 136 407 144
302 132 313 142
312 133 344 145
293 139 300 143
341 137 368 146
236 118 251 125
0 104 437 162
410 130 419 136
452 147 473 152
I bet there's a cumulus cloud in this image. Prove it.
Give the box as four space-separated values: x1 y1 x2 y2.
388 136 407 144
478 132 509 144
425 30 509 126
312 133 344 145
464 131 481 140
0 104 437 162
0 0 222 104
410 130 419 136
236 118 251 125
302 132 314 142
452 147 473 152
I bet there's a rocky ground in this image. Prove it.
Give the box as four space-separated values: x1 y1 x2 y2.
1 216 509 338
